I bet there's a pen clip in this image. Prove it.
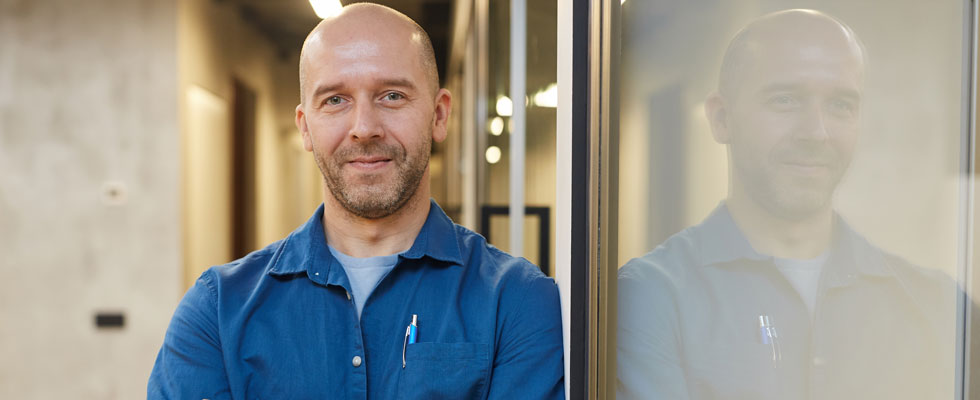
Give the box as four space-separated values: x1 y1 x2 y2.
403 314 419 369
402 325 410 368
758 314 782 364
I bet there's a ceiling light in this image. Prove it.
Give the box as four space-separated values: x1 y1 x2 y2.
496 96 513 117
485 146 502 164
310 0 343 19
531 83 558 108
489 117 505 136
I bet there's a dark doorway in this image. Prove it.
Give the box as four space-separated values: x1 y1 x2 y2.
231 79 257 259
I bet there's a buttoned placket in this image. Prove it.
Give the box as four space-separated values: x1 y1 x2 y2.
806 254 856 400
343 285 368 400
762 261 828 400
312 264 369 400
809 285 827 400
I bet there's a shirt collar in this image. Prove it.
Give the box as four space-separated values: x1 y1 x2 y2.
696 202 894 279
696 203 768 265
267 199 464 287
399 199 464 264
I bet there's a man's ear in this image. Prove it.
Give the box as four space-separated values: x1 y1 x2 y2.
295 104 313 152
431 88 452 143
704 92 731 145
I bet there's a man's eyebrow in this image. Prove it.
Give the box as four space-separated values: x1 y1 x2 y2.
310 78 419 101
757 83 861 99
378 78 418 91
311 83 344 101
758 83 804 94
831 88 861 101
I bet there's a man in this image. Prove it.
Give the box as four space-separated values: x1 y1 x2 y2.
148 4 564 399
617 9 953 399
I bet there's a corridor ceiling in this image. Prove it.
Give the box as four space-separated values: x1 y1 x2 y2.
226 0 452 84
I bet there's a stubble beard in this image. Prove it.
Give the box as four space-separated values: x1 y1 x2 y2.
315 137 431 220
738 143 848 221
759 176 837 220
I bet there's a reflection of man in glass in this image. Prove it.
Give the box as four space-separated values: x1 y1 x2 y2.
617 9 952 400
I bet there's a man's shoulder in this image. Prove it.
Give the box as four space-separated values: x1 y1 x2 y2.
618 225 703 284
197 238 289 293
863 241 955 303
842 224 952 286
451 223 554 291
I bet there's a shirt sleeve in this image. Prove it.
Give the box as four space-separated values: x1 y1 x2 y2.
486 272 565 400
148 270 232 400
616 263 690 400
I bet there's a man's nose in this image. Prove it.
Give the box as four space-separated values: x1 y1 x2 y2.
348 102 384 141
796 103 830 141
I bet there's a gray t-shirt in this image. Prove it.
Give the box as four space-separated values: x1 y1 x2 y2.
328 245 400 319
774 251 829 317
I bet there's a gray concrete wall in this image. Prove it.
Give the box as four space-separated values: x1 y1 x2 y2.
0 0 180 398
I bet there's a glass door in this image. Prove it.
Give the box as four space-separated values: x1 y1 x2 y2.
568 0 979 398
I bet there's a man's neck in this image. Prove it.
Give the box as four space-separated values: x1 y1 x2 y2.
726 194 834 260
321 189 431 258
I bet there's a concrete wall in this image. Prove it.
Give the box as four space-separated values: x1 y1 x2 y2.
0 0 180 398
0 0 316 396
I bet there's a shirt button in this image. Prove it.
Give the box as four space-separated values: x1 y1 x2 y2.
352 355 362 367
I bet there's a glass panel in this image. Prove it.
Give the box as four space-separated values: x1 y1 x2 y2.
481 0 558 275
613 2 967 399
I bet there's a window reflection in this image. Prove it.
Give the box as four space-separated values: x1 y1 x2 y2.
616 6 960 399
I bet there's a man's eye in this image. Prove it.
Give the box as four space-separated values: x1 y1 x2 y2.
767 95 797 107
325 96 344 106
828 98 857 116
383 92 404 101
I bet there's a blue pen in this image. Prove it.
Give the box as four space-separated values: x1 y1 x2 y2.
758 315 781 364
402 314 418 368
409 314 418 344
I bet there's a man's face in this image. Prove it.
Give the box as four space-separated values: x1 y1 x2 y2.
720 37 863 219
297 31 447 219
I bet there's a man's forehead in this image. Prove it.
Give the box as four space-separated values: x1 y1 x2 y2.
308 38 421 74
331 40 383 59
307 26 418 61
740 36 863 75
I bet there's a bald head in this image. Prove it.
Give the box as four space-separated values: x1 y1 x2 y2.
718 9 865 100
298 3 439 103
704 9 866 221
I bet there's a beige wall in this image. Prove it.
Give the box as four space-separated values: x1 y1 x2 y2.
0 0 180 398
178 0 318 290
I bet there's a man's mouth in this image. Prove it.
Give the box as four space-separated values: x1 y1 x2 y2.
780 159 833 176
348 156 392 170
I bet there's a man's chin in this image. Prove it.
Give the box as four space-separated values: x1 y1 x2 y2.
331 186 410 219
766 189 834 220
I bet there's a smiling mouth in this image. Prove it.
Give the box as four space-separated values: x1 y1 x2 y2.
781 161 832 175
348 156 392 170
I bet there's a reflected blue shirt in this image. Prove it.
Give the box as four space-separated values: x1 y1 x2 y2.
616 204 954 400
148 200 565 400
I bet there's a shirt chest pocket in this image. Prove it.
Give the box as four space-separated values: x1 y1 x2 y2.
398 342 490 399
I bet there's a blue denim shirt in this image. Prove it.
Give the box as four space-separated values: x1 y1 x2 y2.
148 200 565 399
